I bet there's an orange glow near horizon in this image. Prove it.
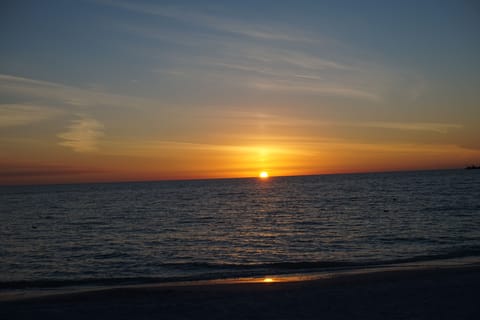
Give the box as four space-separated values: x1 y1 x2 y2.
1 139 479 186
263 277 274 283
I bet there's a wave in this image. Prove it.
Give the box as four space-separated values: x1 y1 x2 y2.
160 247 480 271
2 248 480 290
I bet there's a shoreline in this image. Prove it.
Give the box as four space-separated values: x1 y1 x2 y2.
2 261 480 319
2 256 479 301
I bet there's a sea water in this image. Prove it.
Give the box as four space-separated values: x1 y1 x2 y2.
1 169 480 289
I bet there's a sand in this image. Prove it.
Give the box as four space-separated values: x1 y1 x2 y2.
2 264 480 319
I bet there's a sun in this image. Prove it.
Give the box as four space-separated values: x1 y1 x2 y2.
259 171 269 178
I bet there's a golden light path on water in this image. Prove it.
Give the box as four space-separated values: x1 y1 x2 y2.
207 274 323 284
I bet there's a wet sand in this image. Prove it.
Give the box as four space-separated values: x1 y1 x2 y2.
2 264 480 319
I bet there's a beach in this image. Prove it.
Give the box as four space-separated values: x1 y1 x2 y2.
2 264 479 320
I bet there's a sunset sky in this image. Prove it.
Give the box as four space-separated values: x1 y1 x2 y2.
1 0 479 185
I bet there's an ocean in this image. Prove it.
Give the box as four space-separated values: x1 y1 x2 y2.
1 169 480 292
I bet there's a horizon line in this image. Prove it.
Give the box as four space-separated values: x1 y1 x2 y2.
0 166 467 188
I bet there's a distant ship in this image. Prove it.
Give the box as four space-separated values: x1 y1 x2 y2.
465 165 480 170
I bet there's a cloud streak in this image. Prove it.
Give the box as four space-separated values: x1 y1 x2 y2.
104 2 428 104
0 104 61 127
0 167 99 178
57 116 104 152
356 121 463 133
97 0 315 42
0 74 152 110
251 80 380 101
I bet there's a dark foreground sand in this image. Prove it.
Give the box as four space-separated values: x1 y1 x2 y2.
2 265 480 320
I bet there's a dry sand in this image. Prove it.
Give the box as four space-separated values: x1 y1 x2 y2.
2 265 480 319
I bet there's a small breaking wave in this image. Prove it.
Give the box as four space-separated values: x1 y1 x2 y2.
2 247 479 290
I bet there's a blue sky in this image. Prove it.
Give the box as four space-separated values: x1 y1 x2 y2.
1 0 479 184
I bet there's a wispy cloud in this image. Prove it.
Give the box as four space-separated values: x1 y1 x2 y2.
0 74 150 110
0 104 61 127
149 45 380 101
0 163 100 178
57 116 104 152
97 0 315 42
356 121 463 133
250 80 380 101
193 46 351 76
102 2 420 104
104 138 311 160
204 109 463 134
245 48 350 71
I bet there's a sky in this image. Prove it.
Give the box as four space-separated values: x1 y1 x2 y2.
1 0 479 185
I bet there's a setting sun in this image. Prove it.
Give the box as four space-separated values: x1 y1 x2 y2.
259 171 269 178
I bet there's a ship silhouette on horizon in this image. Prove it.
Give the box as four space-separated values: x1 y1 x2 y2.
465 165 480 170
